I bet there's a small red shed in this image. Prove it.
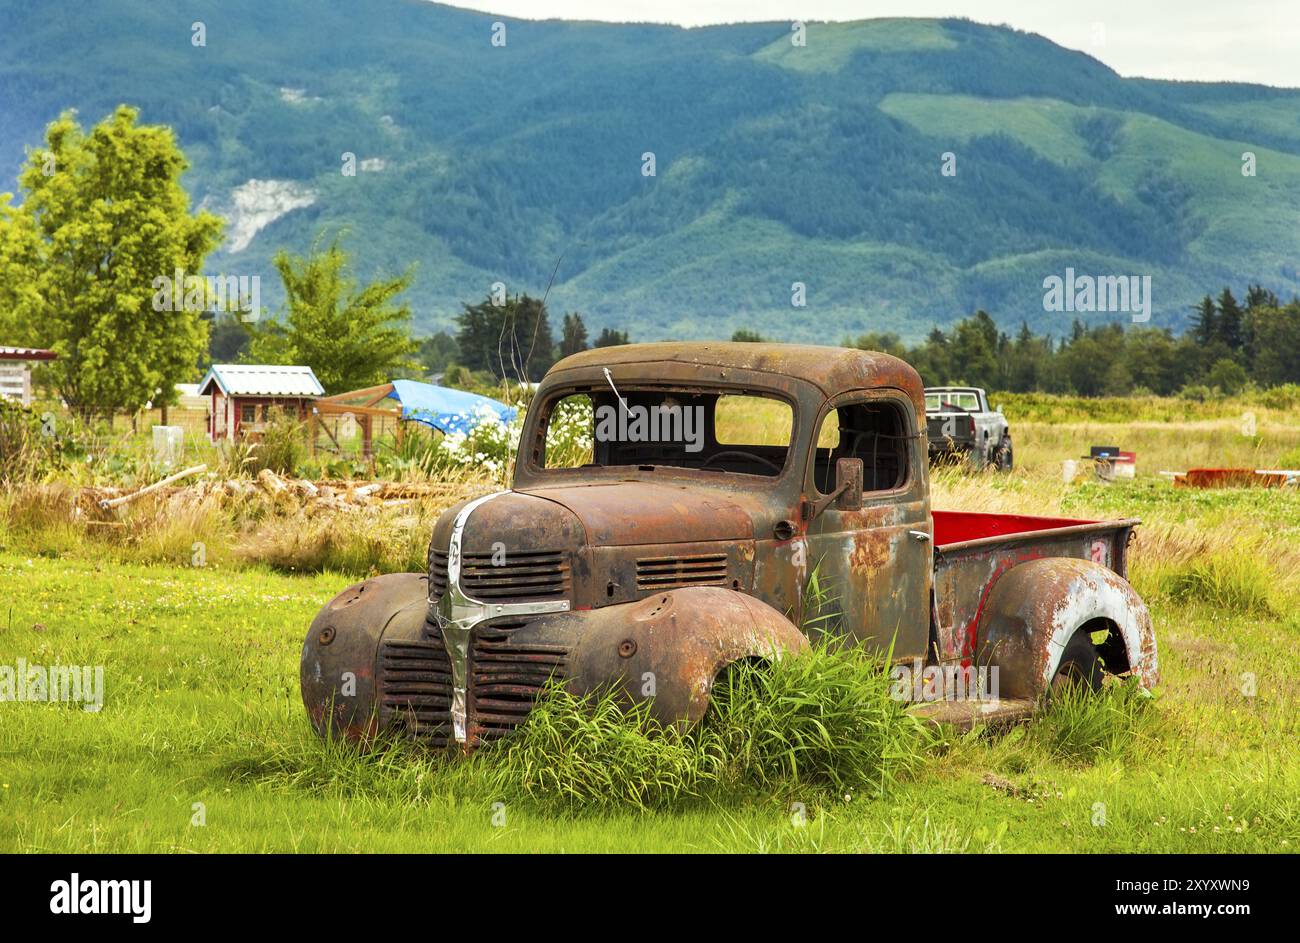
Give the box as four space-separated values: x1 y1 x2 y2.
197 364 325 443
0 346 57 406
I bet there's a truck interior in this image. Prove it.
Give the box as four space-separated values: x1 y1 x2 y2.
812 400 911 493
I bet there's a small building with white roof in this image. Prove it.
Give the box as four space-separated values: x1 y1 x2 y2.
0 346 57 406
197 363 324 442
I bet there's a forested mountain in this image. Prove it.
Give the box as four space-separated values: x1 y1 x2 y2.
3 2 1299 340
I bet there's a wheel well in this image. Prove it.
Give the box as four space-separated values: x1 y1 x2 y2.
1082 616 1130 674
705 655 771 718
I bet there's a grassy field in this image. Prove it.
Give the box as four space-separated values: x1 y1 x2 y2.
1 397 1298 852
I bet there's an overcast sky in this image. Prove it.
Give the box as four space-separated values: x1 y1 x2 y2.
443 0 1300 88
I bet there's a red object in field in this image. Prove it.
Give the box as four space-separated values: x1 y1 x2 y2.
1174 468 1291 488
932 510 1097 547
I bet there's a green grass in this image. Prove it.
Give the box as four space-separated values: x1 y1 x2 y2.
879 94 1095 168
1 543 1295 852
755 19 957 73
3 395 1299 851
479 645 929 813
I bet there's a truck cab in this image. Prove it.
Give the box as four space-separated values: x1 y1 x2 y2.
302 344 1156 749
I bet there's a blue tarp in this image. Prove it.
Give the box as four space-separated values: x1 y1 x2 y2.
385 379 517 435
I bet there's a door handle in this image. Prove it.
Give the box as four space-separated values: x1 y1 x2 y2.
909 530 931 542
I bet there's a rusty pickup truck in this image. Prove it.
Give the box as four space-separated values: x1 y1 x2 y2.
301 343 1158 748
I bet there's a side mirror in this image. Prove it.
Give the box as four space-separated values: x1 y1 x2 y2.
995 404 1004 415
834 457 863 511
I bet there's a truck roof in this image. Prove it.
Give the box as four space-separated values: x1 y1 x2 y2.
550 342 924 402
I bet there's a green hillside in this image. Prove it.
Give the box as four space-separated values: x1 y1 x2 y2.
2 1 1298 340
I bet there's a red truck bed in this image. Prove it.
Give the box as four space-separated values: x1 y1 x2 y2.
912 509 1144 726
931 510 1140 663
933 510 1100 548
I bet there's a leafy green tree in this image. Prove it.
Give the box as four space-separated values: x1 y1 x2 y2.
205 313 250 367
1056 332 1109 396
1122 328 1186 396
1102 357 1134 397
559 313 589 357
0 195 39 343
245 237 418 394
845 331 906 357
416 331 461 378
731 329 766 343
456 293 554 381
1206 357 1248 395
0 106 222 418
1250 301 1300 386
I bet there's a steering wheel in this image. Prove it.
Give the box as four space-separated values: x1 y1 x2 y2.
700 450 782 473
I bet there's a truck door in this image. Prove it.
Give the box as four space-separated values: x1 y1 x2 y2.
803 390 932 659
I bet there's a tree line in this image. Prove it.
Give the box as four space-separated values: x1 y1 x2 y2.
838 287 1300 396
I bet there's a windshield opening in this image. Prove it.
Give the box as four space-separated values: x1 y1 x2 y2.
536 387 794 478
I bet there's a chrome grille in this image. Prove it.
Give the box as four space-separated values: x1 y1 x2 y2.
469 620 568 742
378 623 453 748
459 550 568 600
636 552 728 590
429 548 448 598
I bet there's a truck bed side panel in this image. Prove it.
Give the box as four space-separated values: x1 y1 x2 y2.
933 524 1135 663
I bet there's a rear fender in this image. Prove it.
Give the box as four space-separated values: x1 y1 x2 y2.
565 586 809 724
974 557 1157 699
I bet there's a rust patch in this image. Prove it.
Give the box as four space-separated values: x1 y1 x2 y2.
849 526 891 572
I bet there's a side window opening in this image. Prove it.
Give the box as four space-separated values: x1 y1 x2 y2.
814 399 911 494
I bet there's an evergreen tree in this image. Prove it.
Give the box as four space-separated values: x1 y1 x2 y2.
1187 296 1214 349
593 328 630 348
1245 284 1278 310
559 313 589 358
456 293 555 381
1216 288 1244 352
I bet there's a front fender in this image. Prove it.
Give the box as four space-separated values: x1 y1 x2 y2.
974 557 1158 699
564 587 809 724
300 572 429 740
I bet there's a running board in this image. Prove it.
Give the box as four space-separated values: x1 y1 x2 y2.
909 697 1036 728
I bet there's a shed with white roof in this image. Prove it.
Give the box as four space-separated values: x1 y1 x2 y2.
197 363 324 442
0 346 57 406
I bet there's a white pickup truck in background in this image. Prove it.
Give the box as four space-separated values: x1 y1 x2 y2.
925 386 1012 471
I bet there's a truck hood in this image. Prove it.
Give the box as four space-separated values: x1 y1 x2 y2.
521 481 756 546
